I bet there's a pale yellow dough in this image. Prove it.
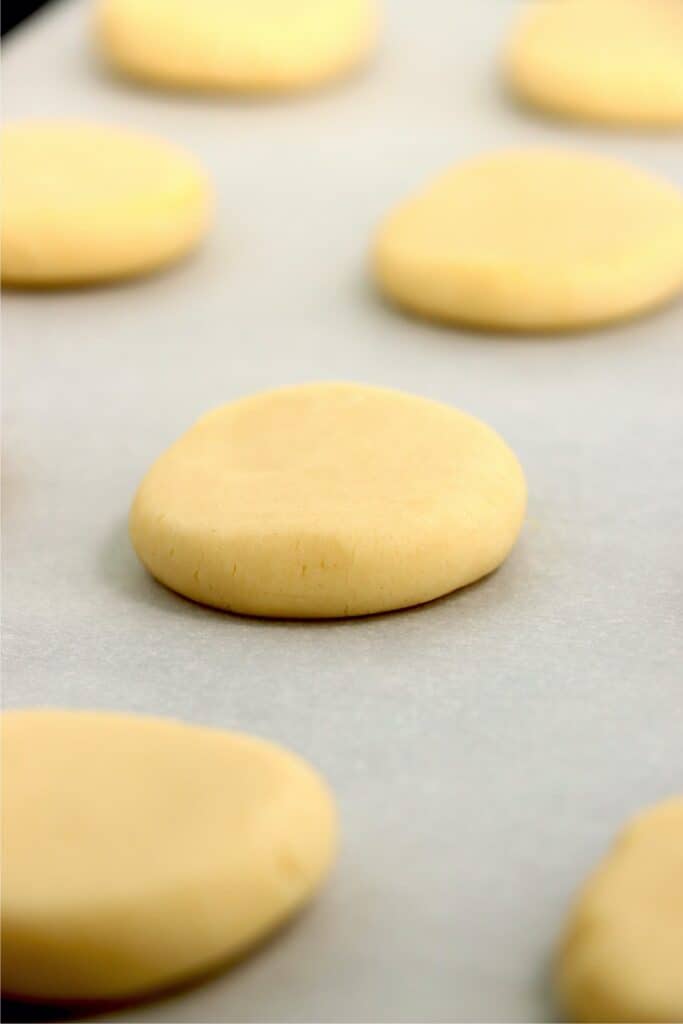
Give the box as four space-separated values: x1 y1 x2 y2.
373 149 683 332
96 0 380 94
557 797 683 1022
1 710 336 1003
1 122 212 286
129 382 526 619
505 0 683 127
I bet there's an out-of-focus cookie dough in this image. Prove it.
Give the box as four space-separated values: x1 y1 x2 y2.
373 149 683 332
129 382 527 618
1 122 212 286
1 709 337 1003
96 0 380 94
505 0 683 127
557 797 683 1023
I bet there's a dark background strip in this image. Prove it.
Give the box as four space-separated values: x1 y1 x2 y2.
3 0 55 35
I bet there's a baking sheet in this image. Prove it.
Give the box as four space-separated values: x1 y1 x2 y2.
3 2 683 1021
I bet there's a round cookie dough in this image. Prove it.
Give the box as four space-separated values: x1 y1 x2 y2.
1 709 337 1003
96 0 380 94
129 382 526 619
557 797 683 1022
505 0 683 127
372 149 683 332
1 122 212 287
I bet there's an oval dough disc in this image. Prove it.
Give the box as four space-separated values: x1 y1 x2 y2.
557 797 683 1022
373 149 683 332
505 0 683 127
129 382 527 619
96 0 380 94
1 710 337 1002
1 122 212 286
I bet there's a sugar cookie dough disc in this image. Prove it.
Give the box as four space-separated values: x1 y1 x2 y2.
505 0 683 127
557 798 683 1023
129 382 526 619
373 149 683 332
96 0 380 94
1 710 336 1003
1 122 212 286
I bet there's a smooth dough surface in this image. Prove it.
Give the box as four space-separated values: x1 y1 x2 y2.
1 710 336 1003
373 149 683 332
557 797 683 1022
505 0 683 127
96 0 380 93
129 382 526 619
1 122 212 286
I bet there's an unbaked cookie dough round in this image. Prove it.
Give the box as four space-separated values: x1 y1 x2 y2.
129 382 526 619
96 0 380 94
1 122 212 287
505 0 683 127
1 709 337 1003
557 797 683 1022
373 149 683 332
